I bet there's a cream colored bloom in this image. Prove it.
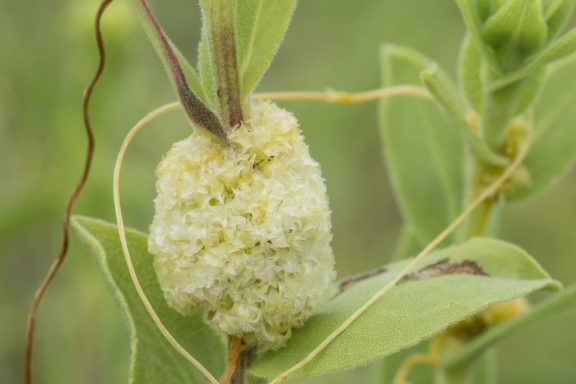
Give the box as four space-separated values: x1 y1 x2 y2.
149 100 335 350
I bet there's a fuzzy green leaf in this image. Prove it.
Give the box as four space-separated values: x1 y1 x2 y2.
237 0 297 101
459 35 485 113
131 0 227 142
199 0 243 127
455 0 501 71
197 25 219 112
421 64 508 166
510 53 576 200
71 216 226 383
249 238 559 378
483 0 548 70
379 44 465 244
444 283 576 369
491 28 576 89
545 0 574 39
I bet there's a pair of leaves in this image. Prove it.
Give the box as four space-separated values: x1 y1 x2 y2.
72 216 558 381
131 0 295 132
196 0 296 123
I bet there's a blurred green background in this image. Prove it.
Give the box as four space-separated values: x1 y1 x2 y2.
1 0 575 383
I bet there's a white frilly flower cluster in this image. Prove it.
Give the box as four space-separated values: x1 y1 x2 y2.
149 100 335 350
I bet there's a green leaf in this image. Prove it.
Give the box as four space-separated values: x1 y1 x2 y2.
378 44 465 244
249 238 559 378
491 28 576 89
483 0 548 70
236 0 297 101
197 26 219 112
421 64 508 166
131 0 227 142
443 283 576 369
199 0 243 127
459 35 485 113
71 216 226 383
544 0 574 39
455 0 501 71
510 53 576 200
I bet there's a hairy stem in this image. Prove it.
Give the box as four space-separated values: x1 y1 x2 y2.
201 0 243 127
219 337 245 384
253 85 432 103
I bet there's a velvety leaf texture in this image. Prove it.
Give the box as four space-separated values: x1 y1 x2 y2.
379 44 465 245
250 238 558 378
237 0 297 99
511 53 576 200
71 216 226 384
459 35 485 113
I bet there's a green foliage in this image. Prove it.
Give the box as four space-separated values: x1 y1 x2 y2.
421 63 508 166
491 28 576 89
130 0 227 141
199 0 243 127
133 0 297 130
459 35 485 113
511 54 576 199
250 238 558 378
198 26 219 112
482 0 548 71
130 0 203 98
545 0 574 38
444 283 576 369
379 44 465 245
71 216 226 383
197 0 297 118
237 0 297 101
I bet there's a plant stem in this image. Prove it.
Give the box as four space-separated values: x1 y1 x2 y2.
231 348 254 384
201 0 243 128
220 337 245 384
253 85 432 103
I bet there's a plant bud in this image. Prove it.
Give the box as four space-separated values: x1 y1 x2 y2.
482 0 548 70
469 0 574 71
148 100 336 350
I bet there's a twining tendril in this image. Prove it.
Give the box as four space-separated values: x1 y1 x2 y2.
112 102 220 384
253 85 431 103
25 1 113 383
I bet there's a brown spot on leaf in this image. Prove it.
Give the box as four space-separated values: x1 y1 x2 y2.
400 258 488 283
338 267 388 293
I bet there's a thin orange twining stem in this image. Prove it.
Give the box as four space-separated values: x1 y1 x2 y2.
253 85 432 104
219 337 245 384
